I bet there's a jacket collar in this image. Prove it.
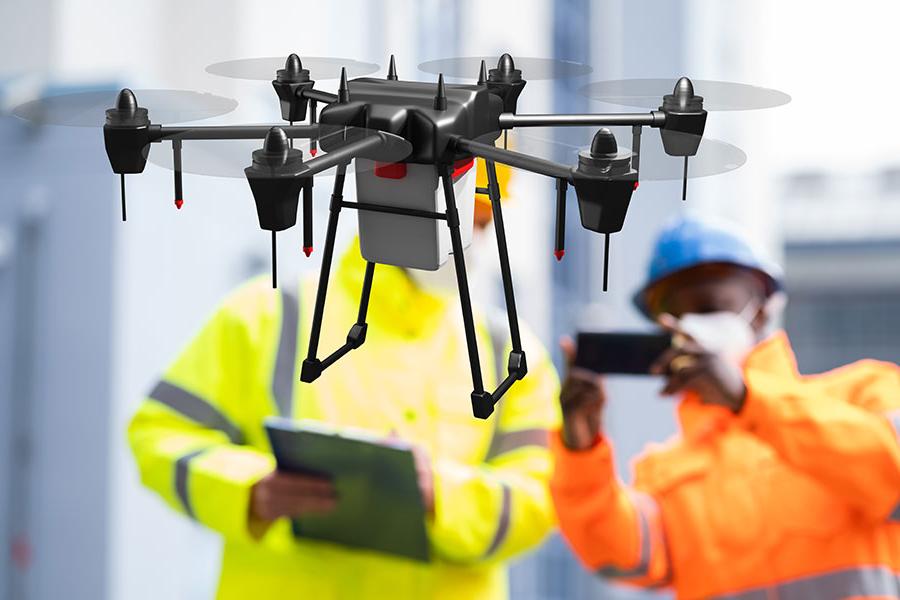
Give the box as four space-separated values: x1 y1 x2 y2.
677 331 799 440
335 238 451 338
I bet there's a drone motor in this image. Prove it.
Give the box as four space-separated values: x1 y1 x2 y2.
103 89 155 220
570 128 638 291
658 77 707 200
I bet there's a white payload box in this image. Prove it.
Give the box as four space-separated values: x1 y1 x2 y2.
355 158 476 271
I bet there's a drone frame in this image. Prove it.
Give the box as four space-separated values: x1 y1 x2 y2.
101 54 708 419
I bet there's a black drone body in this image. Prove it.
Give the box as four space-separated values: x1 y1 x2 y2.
94 53 715 419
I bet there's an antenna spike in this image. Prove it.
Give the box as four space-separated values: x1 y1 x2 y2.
338 67 350 103
433 73 447 110
387 55 398 80
477 59 487 85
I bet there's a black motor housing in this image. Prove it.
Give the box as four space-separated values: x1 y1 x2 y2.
103 88 155 174
245 127 307 232
571 128 638 234
658 77 707 157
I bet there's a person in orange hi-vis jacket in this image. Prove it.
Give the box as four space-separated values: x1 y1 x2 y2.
550 215 900 599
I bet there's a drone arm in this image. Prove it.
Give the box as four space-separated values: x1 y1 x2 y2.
298 132 412 178
155 124 320 141
300 88 339 104
453 137 573 181
498 112 666 129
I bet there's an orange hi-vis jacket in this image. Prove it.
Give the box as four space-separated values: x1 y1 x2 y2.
551 331 900 599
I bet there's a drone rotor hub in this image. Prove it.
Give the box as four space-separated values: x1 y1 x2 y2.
661 76 704 112
277 53 311 83
116 88 138 113
589 128 618 158
489 53 523 84
577 129 632 176
105 88 150 127
251 127 303 169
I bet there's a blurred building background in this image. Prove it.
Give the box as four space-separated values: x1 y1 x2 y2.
0 1 898 598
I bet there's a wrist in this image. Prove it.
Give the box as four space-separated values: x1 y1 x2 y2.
561 417 602 451
731 381 748 414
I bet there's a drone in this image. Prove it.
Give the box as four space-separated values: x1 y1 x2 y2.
13 54 789 418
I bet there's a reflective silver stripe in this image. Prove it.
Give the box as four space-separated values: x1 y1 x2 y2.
484 483 511 557
272 284 299 418
487 428 549 459
887 409 900 439
712 566 900 600
597 491 653 579
148 380 244 445
174 447 210 520
892 503 900 522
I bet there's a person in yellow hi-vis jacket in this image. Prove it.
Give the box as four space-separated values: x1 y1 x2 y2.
128 160 561 600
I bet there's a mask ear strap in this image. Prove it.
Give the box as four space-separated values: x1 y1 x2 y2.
738 297 762 322
762 291 788 321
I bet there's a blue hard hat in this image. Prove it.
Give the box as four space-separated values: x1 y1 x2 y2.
633 215 784 319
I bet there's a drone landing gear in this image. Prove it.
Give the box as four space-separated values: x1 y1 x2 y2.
299 159 526 419
442 160 527 419
300 163 375 383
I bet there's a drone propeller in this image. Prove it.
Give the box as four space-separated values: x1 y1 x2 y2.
13 88 238 220
11 88 237 127
510 128 747 182
418 55 592 80
206 56 380 81
579 78 790 111
498 127 745 284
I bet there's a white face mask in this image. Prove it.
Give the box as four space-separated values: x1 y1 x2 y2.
677 300 759 366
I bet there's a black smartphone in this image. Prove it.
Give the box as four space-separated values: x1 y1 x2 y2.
574 331 672 375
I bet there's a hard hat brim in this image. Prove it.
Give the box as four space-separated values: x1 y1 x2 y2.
633 260 783 320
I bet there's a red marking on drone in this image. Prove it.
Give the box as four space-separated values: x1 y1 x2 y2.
310 148 318 157
303 246 313 257
10 534 31 571
175 199 184 209
554 249 565 261
374 161 407 179
452 158 474 179
633 182 639 190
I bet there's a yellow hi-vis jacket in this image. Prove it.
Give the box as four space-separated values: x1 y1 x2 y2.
128 240 561 600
